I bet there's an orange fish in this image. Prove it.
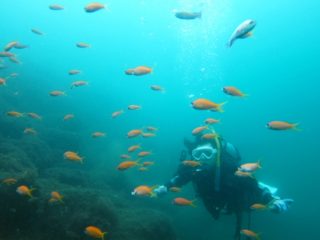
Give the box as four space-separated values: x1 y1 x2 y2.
76 42 91 48
234 170 254 179
204 118 220 124
49 4 64 10
13 43 28 49
84 3 105 13
146 126 158 131
142 133 156 138
0 78 7 86
138 167 148 172
182 160 201 167
127 129 142 138
150 85 165 92
27 112 42 120
117 160 140 171
4 41 19 51
68 69 81 75
31 28 44 35
112 110 124 118
49 90 66 97
239 161 262 172
128 105 141 110
172 197 196 207
223 86 247 97
24 128 37 135
169 187 181 193
192 98 226 112
250 203 268 211
92 132 106 138
64 151 84 164
49 191 64 203
9 56 21 64
201 133 217 140
192 126 208 135
132 185 157 197
71 80 88 88
267 121 299 131
125 66 152 76
63 114 75 121
137 151 152 157
128 144 141 152
2 178 17 185
240 229 260 240
9 72 19 78
120 154 131 159
6 111 24 117
16 185 35 198
142 161 154 167
0 51 15 57
85 226 107 240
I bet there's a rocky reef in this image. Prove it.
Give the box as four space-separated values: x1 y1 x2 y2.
0 117 177 240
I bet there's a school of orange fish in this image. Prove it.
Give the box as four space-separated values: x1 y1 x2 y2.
0 3 299 240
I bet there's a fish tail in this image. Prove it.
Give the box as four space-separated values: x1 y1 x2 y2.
226 39 233 48
198 12 202 19
102 232 107 240
257 160 262 169
292 123 301 131
217 101 227 112
190 199 197 207
256 234 261 240
29 188 36 198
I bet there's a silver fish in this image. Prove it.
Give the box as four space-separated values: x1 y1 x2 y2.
227 19 256 47
175 11 202 20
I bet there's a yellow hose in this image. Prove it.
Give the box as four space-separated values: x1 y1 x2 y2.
208 127 222 191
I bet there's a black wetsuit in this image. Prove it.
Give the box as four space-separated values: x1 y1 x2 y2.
165 140 273 238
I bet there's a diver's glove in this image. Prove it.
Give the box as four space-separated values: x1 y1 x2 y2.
153 185 167 197
270 198 294 213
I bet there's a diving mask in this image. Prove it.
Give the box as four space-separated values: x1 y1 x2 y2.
192 144 217 161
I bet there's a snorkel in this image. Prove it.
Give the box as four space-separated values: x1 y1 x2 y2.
206 126 222 192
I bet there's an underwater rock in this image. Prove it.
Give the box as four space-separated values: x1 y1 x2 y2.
43 167 90 187
0 140 38 182
112 208 176 240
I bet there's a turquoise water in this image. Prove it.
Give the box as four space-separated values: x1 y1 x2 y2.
1 0 319 239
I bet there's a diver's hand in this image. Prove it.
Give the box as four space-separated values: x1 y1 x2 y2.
153 185 167 197
270 199 294 213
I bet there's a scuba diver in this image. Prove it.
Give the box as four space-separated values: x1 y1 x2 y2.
153 130 293 239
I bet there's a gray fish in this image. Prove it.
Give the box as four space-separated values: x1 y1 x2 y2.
227 19 256 47
175 11 202 20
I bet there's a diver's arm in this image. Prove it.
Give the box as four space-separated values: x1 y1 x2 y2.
258 182 294 213
154 165 193 196
165 164 193 188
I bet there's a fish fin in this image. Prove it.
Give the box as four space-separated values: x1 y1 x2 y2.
216 101 228 113
249 173 256 179
150 185 159 191
292 123 301 131
257 160 262 169
245 31 253 38
226 39 233 48
150 185 159 198
190 199 197 207
102 232 107 240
